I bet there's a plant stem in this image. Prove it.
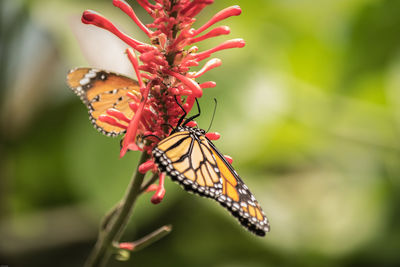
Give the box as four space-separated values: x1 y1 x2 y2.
118 224 172 252
130 224 172 251
85 152 150 267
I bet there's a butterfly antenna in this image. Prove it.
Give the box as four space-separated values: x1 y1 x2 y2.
183 98 201 126
175 95 187 127
206 98 217 133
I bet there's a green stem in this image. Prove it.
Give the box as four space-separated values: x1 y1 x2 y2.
131 224 172 251
116 224 172 253
85 152 150 267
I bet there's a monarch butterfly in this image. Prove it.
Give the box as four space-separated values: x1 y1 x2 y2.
152 100 270 236
67 67 140 136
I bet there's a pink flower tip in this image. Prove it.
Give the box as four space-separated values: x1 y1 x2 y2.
224 155 233 164
200 81 216 89
193 5 242 36
186 121 197 127
195 58 222 78
206 132 220 140
231 38 246 48
139 160 155 174
228 5 242 16
151 187 165 204
119 242 135 251
148 173 166 204
81 10 103 25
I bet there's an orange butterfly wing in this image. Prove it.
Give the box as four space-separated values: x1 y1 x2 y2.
154 131 224 198
153 126 270 236
207 139 270 236
67 68 140 136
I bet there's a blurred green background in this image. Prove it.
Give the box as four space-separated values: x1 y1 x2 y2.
1 0 400 266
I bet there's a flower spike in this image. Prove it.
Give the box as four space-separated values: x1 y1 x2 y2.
79 1 245 161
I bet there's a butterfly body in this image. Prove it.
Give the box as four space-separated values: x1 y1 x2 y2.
153 126 270 236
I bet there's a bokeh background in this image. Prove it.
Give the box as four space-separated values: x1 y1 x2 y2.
1 0 400 266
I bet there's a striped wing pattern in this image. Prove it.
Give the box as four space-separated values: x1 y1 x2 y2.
153 126 270 236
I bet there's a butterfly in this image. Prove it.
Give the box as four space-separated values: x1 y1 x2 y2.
152 103 270 236
66 67 140 136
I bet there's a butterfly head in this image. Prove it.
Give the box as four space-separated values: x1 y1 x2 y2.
176 125 205 136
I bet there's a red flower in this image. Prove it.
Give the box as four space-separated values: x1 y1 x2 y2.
81 0 244 202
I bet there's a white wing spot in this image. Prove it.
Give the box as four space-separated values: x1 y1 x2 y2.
86 71 97 79
232 203 240 211
79 77 90 86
